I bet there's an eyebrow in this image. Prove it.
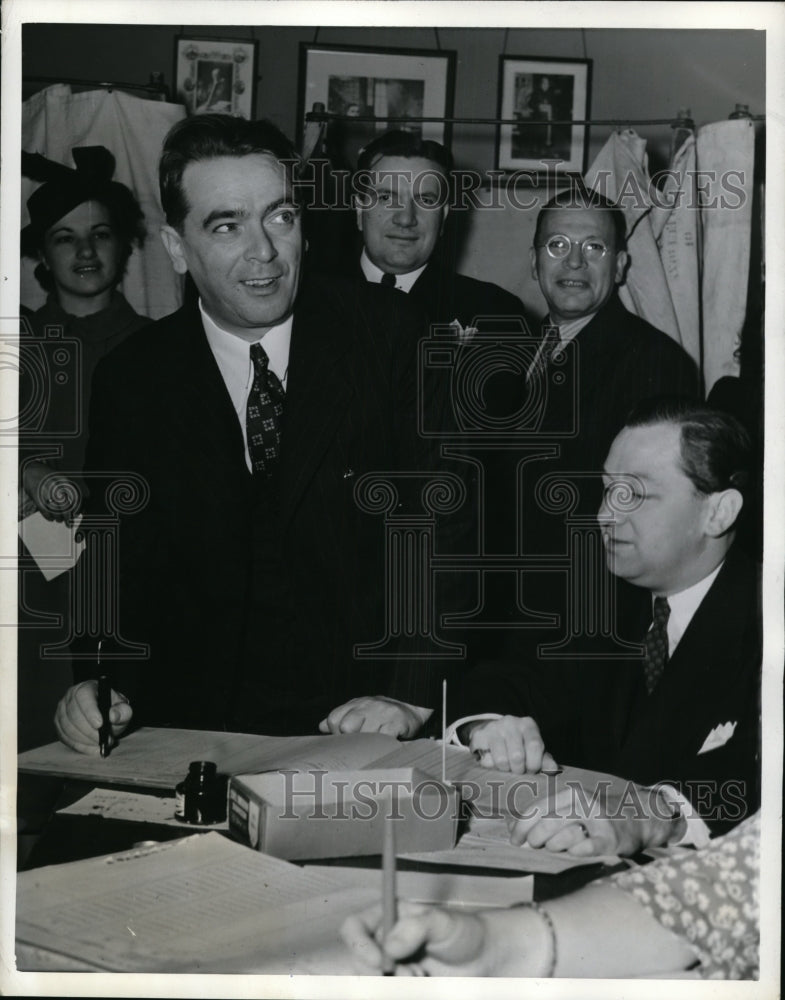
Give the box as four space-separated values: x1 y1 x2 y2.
201 198 299 230
601 469 652 482
49 222 112 235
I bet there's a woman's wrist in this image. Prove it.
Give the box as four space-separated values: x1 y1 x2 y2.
478 903 556 977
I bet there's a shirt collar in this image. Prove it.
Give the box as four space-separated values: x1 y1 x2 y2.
199 299 292 387
658 561 724 653
360 248 427 293
545 310 597 347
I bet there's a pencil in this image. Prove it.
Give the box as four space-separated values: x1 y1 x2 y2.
441 678 447 784
97 673 112 758
381 816 397 975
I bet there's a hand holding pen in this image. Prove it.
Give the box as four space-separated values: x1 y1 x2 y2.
53 679 133 755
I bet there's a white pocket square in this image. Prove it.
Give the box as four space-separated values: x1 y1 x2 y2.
449 319 478 344
697 721 737 755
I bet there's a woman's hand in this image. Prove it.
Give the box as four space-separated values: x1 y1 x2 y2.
341 901 552 977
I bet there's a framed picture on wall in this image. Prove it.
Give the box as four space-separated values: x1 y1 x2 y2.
297 43 456 168
496 55 592 175
174 36 258 118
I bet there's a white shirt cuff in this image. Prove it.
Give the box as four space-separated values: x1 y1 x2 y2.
444 713 502 746
652 783 712 849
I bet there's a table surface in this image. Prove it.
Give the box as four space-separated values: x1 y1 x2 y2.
14 762 629 974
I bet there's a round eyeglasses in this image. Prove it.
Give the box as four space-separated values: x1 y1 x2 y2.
536 235 610 262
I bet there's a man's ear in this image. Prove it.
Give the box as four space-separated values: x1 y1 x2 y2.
160 225 189 275
529 246 539 283
353 195 365 234
704 488 744 537
439 202 450 235
614 249 630 286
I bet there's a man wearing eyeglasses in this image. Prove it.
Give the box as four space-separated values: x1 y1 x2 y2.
469 190 700 675
319 191 700 740
527 189 698 482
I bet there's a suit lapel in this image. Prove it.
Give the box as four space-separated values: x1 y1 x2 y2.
280 288 354 523
172 304 250 487
616 551 749 770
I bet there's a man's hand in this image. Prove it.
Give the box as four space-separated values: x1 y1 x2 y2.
22 461 81 524
54 680 133 755
319 696 432 738
507 784 683 857
467 715 558 774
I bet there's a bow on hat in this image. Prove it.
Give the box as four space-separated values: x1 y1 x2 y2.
21 146 123 256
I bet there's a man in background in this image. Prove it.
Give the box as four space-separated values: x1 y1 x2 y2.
352 129 525 334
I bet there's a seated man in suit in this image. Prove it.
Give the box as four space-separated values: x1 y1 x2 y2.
53 114 459 751
351 129 525 332
450 398 760 852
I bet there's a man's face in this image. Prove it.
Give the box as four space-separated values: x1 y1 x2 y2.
598 422 713 595
161 154 302 340
355 155 448 275
530 207 627 324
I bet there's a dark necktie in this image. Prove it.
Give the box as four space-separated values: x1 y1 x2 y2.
643 596 671 694
246 342 285 476
380 272 397 289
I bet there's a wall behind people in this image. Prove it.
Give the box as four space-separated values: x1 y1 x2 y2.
22 23 764 311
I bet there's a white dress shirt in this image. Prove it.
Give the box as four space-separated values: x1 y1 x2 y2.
200 300 292 471
659 562 722 655
446 561 729 848
360 248 427 293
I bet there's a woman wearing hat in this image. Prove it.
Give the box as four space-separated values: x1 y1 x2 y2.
20 146 149 522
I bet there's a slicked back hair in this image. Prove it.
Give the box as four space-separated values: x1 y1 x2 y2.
624 396 752 500
534 189 628 253
356 129 454 178
159 114 301 230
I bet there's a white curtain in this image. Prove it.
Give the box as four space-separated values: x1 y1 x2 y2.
21 84 187 321
585 129 683 349
697 119 755 392
586 121 756 394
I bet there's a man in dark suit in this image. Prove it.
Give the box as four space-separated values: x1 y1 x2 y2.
351 130 525 334
453 399 760 853
321 189 701 737
479 190 700 668
53 114 457 750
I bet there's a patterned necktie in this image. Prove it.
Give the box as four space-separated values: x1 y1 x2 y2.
643 596 671 694
246 342 285 476
528 322 561 382
380 272 397 289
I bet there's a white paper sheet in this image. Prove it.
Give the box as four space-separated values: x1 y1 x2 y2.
18 511 85 580
18 728 400 788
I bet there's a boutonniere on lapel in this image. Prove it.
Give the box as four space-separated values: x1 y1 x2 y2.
449 319 478 344
697 721 738 755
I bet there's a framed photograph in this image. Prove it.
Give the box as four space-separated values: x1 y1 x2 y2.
496 55 592 175
174 36 258 119
297 43 456 165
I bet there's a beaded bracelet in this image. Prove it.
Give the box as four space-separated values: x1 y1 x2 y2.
528 901 557 977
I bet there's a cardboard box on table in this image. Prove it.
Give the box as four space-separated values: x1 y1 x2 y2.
228 767 459 859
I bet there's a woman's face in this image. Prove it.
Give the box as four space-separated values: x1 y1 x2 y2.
41 200 125 305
